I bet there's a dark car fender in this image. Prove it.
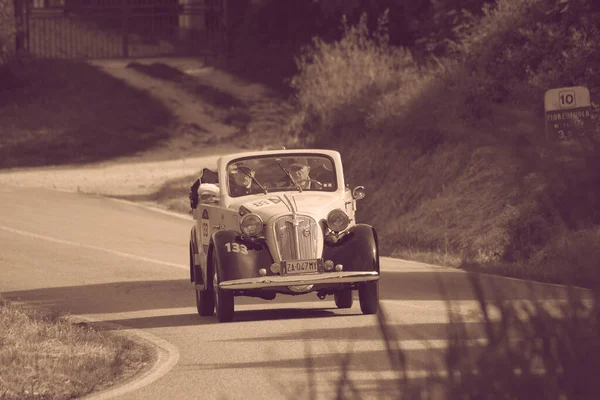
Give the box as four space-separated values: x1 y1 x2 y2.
211 230 275 284
322 224 380 273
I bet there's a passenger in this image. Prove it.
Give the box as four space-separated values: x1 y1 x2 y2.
189 168 219 209
229 163 257 197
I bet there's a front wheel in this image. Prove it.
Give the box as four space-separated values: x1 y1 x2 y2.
213 256 234 322
358 281 379 315
334 289 353 309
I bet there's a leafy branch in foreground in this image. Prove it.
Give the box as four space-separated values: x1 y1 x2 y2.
321 275 598 400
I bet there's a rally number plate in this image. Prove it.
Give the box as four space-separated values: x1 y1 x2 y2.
281 259 323 275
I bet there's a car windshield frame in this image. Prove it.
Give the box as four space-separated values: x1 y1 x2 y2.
226 154 338 197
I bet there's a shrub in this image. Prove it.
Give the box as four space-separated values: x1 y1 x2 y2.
290 11 417 140
456 0 600 131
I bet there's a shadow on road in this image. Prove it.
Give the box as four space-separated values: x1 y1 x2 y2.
380 269 588 301
0 59 175 169
126 61 253 132
212 320 501 343
127 62 246 110
2 267 590 334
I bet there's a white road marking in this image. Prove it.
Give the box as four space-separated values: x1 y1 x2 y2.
0 225 188 270
106 196 192 221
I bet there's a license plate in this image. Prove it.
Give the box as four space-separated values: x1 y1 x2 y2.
281 259 323 275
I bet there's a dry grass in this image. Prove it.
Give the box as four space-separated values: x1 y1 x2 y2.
0 297 153 400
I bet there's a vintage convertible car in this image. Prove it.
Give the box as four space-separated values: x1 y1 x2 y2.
188 149 380 322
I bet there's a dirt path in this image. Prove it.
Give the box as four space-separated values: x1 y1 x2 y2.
0 57 296 206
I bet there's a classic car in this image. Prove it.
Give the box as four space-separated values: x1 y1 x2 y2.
188 149 380 322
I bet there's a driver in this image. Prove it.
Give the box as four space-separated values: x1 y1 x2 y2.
230 163 257 196
285 158 325 190
288 160 312 189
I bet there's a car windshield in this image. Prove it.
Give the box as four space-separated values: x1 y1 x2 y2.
227 155 337 197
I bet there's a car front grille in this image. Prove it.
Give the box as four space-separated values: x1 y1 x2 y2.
274 215 319 260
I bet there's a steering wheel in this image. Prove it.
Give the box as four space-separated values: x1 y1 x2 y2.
295 178 324 190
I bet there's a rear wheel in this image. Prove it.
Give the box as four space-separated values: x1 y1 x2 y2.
334 289 353 309
195 287 215 316
358 281 379 315
213 256 234 322
192 244 214 316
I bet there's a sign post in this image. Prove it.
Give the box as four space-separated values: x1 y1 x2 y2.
544 86 592 141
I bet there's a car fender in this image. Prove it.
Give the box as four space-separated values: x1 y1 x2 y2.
211 230 275 284
322 224 379 273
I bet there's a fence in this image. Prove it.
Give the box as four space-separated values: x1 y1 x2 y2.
15 0 225 59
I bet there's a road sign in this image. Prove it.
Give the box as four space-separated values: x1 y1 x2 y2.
544 86 592 141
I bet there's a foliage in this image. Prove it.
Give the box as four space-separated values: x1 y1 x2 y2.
290 0 600 286
456 0 600 124
440 277 600 400
290 11 417 139
224 0 495 89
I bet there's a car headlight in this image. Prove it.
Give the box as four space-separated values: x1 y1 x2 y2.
240 213 263 237
327 209 350 233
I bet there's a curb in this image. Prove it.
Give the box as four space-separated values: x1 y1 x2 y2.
79 317 180 400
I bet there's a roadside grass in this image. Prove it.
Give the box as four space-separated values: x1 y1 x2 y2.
0 57 175 169
0 296 153 400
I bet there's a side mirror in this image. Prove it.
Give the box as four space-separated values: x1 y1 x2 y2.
352 186 366 200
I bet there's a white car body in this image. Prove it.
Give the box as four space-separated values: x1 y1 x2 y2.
188 149 380 322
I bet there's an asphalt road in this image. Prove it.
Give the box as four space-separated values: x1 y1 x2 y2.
0 186 589 399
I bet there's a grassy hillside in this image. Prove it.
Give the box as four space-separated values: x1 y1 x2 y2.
289 0 600 287
0 58 175 168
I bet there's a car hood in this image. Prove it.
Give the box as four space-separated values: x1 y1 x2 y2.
231 193 343 221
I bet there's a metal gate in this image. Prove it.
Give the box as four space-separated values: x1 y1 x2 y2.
15 0 225 59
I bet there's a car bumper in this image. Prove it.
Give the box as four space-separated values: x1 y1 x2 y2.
218 271 379 290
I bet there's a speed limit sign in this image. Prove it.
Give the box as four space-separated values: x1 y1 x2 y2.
544 86 592 141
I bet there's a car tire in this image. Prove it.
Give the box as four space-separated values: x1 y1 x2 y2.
192 243 215 316
213 256 234 322
195 287 215 316
358 281 378 315
334 289 353 309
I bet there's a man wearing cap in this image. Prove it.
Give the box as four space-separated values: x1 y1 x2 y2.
288 160 312 189
229 163 258 197
284 158 325 190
